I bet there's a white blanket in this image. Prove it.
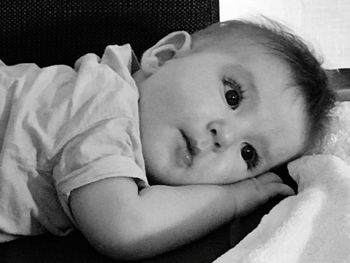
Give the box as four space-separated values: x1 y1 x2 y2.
214 102 350 263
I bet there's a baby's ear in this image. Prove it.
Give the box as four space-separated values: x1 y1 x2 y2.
140 31 192 75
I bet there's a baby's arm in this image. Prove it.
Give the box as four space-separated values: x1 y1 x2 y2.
70 174 293 260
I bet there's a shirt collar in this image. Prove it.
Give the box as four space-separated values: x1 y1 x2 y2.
131 49 141 74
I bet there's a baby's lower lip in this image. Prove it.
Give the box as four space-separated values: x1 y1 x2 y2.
175 131 193 168
175 146 192 168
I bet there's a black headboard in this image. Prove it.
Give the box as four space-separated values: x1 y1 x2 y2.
1 2 222 262
0 0 219 67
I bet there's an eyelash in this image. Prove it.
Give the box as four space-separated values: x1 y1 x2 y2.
241 143 261 170
223 78 245 110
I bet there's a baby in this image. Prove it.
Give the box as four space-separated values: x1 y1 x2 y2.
0 18 335 259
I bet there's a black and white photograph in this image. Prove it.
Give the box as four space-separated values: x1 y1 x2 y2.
1 1 349 262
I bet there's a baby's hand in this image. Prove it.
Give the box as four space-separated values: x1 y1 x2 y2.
229 172 294 217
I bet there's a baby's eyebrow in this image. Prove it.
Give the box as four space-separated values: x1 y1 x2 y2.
227 64 259 97
236 66 255 89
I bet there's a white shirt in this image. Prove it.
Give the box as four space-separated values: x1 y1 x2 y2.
0 44 147 241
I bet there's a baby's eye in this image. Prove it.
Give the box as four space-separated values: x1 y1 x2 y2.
241 143 260 170
223 78 244 110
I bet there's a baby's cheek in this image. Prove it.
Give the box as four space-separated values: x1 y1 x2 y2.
212 158 247 184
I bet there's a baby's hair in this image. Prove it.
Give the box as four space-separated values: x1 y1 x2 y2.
191 17 336 151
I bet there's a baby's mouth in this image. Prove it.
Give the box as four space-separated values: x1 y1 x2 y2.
178 130 196 167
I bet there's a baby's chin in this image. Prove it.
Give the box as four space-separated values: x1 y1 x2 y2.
145 174 179 186
145 166 188 186
144 162 172 185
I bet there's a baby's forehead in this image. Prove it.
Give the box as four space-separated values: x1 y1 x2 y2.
198 40 283 74
193 26 268 52
193 35 300 98
214 45 294 83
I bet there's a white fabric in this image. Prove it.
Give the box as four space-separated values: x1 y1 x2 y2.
0 44 147 241
220 0 350 68
214 102 350 263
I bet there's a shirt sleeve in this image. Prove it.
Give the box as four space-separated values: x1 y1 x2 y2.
52 44 147 223
53 117 148 222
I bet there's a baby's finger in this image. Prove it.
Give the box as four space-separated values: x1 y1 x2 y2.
262 180 295 197
256 172 283 184
258 171 298 194
230 176 294 217
247 176 294 202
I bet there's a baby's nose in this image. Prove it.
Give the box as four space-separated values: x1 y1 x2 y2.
207 120 236 152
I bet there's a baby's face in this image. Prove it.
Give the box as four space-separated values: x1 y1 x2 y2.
136 45 307 185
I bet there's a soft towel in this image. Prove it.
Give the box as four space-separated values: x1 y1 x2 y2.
214 102 350 263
